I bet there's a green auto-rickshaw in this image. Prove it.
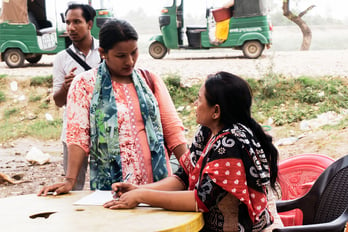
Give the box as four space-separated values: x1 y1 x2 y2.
0 0 113 68
149 0 272 59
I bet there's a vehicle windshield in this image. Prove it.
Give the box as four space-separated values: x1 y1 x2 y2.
163 0 174 8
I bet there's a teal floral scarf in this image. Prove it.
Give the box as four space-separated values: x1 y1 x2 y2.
89 61 168 190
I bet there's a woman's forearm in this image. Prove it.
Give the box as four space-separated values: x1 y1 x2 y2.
140 176 185 191
65 144 87 185
138 189 196 211
172 143 188 160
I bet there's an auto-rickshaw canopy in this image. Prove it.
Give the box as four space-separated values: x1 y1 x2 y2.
0 0 50 29
233 0 269 18
0 0 28 24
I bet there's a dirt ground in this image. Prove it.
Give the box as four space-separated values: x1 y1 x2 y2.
0 49 348 198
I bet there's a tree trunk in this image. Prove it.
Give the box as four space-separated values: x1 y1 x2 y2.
282 0 315 50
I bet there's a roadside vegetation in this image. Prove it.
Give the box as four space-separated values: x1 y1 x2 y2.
0 73 347 143
164 74 348 138
0 75 61 142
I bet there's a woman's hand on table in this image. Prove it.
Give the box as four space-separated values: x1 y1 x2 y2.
103 182 139 209
104 188 141 209
37 179 74 196
111 182 138 199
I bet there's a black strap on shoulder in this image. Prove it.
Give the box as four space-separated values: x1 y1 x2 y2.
65 47 92 71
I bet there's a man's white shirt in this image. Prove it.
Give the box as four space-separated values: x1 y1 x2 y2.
52 37 100 142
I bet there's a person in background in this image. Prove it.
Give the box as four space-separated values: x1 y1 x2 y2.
104 71 283 231
52 3 100 190
38 18 187 195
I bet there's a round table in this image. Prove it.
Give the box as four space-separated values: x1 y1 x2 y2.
0 191 204 232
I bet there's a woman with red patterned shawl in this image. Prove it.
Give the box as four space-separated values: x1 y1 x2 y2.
104 72 282 231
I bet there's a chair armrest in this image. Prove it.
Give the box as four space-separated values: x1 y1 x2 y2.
272 208 348 232
276 198 303 213
272 223 343 232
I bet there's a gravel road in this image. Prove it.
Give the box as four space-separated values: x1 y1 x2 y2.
1 49 348 81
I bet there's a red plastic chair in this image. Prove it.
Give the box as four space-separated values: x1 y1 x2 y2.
277 154 335 226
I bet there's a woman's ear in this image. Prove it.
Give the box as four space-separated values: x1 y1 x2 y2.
99 47 106 59
213 104 221 119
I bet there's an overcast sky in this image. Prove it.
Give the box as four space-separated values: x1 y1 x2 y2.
52 0 348 21
109 0 348 20
0 0 346 19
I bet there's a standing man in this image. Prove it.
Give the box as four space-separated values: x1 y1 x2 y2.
53 3 100 190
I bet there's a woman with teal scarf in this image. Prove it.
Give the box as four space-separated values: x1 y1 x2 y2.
38 19 187 195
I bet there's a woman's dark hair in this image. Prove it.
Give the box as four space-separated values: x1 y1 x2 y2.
204 71 279 188
65 4 96 23
99 19 138 53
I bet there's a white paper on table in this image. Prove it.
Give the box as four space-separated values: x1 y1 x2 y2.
73 190 113 205
73 190 150 207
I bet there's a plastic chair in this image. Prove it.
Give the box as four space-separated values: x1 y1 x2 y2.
273 154 348 232
277 154 335 226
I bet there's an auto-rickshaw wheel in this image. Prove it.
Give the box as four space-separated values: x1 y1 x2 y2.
4 48 25 68
149 41 167 59
242 41 264 59
26 54 42 64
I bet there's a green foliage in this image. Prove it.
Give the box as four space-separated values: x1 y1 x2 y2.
162 73 348 134
27 120 62 140
29 95 42 102
163 74 201 107
0 75 7 91
39 102 49 109
0 91 5 103
0 119 61 141
163 74 201 138
3 108 19 119
0 75 60 142
0 72 347 142
248 75 348 126
30 75 52 87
